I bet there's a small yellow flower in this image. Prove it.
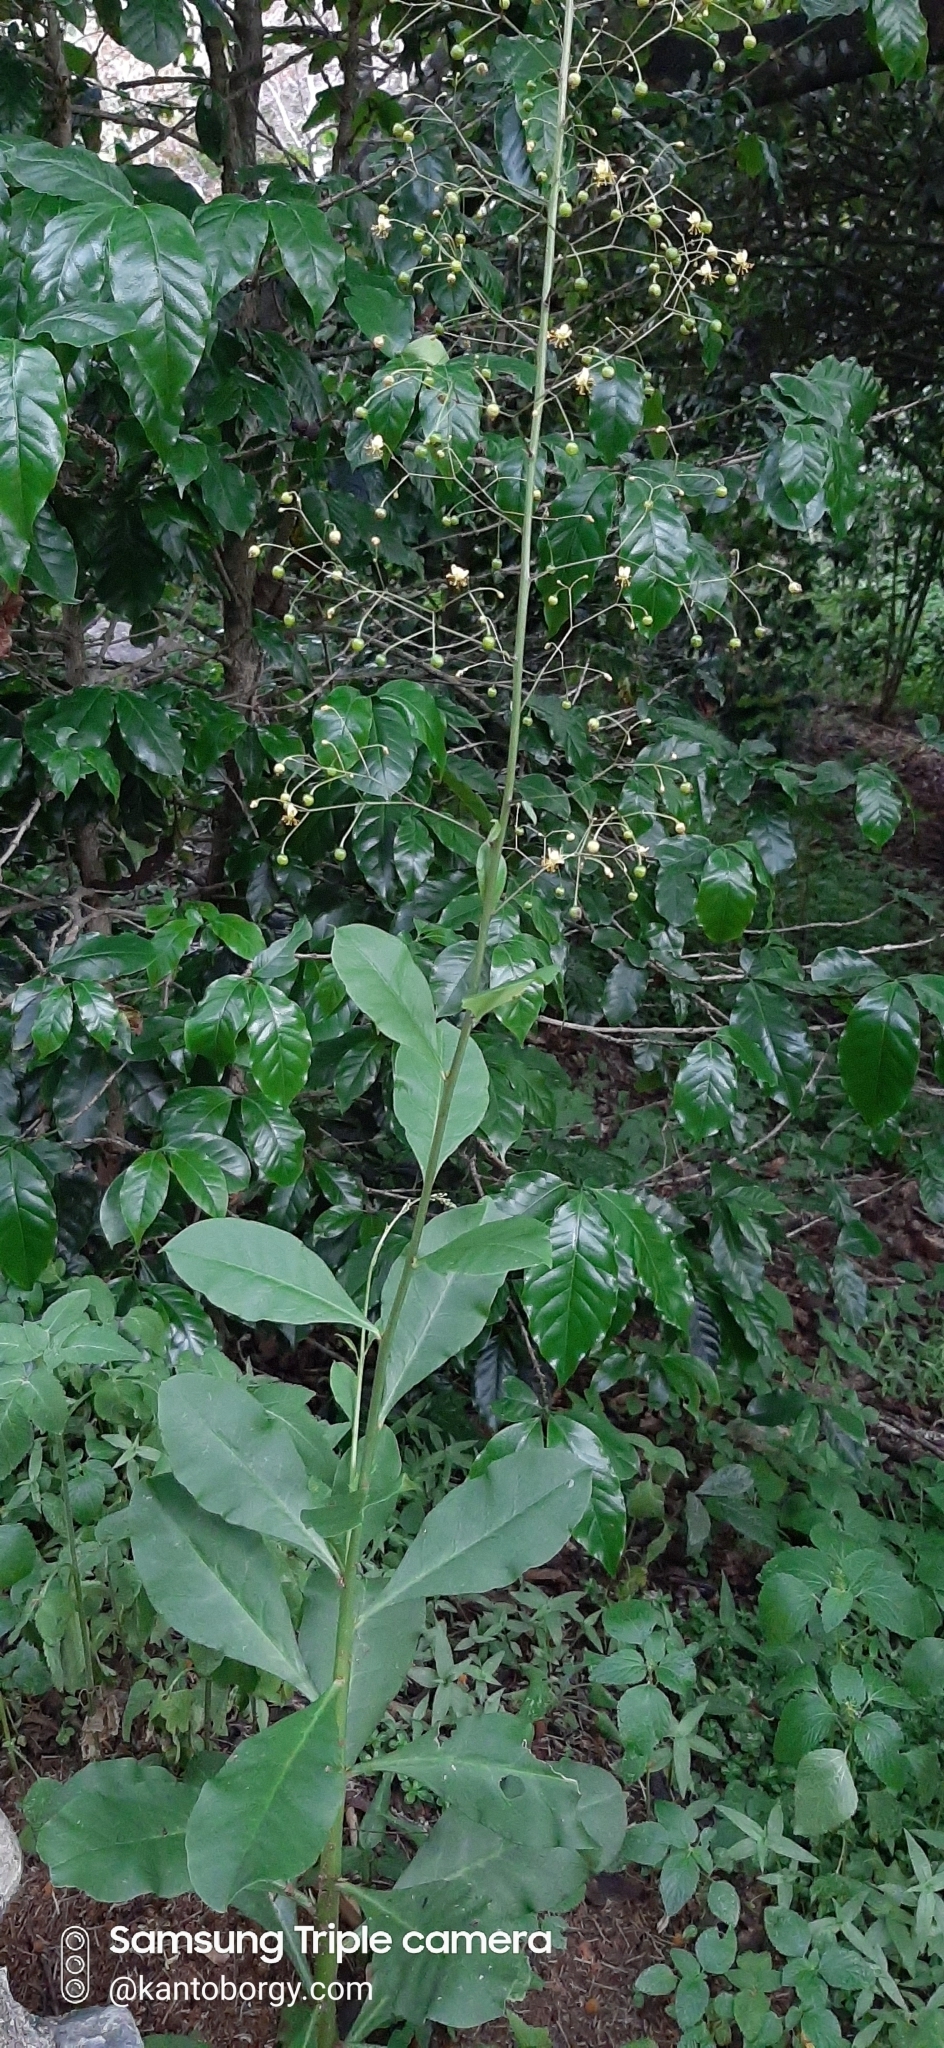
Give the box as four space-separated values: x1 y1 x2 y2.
574 367 594 395
549 322 573 345
372 213 391 238
697 260 716 283
369 433 385 454
543 846 565 870
592 157 615 186
616 565 632 585
446 563 470 589
733 248 751 272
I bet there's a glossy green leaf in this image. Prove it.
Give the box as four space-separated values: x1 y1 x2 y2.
37 1760 195 1901
23 300 139 346
536 469 618 624
619 476 692 630
522 1194 618 1383
30 985 73 1058
267 191 344 321
116 693 184 778
158 1374 339 1575
121 0 186 67
870 0 927 81
596 1189 693 1332
696 848 758 944
167 1144 230 1218
379 1227 502 1421
240 1100 305 1186
371 1447 592 1614
117 1150 170 1248
129 1474 314 1693
0 140 133 206
190 203 264 318
673 1041 737 1141
0 1147 56 1288
855 764 901 849
0 340 67 583
838 980 920 1124
393 1021 490 1173
185 1687 343 1910
588 361 645 462
245 982 312 1105
25 504 77 600
422 1211 551 1276
166 1218 369 1330
183 976 252 1069
107 205 211 454
729 981 813 1114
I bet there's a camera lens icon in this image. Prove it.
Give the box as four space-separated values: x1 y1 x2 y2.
60 1928 90 2003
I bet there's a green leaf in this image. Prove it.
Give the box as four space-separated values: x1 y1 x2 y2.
378 1713 616 1854
870 0 927 81
0 140 133 206
299 1572 426 1764
696 848 757 944
117 1150 170 1248
129 1474 314 1694
267 191 344 321
25 504 77 600
194 195 269 303
37 1760 195 1901
116 692 184 778
184 976 252 1069
779 421 831 506
345 269 414 355
838 980 920 1125
108 205 211 454
370 1447 592 1614
729 981 813 1114
588 361 645 463
0 1521 37 1587
521 1193 618 1383
168 1145 230 1219
158 1374 340 1576
0 340 67 583
855 764 902 849
185 1688 343 1910
547 1415 626 1576
245 982 312 1106
673 1041 737 1141
793 1747 858 1836
121 0 186 66
619 476 693 630
393 1022 490 1173
900 1637 944 1701
595 1189 693 1333
773 1691 837 1765
536 469 618 624
165 1218 370 1330
200 446 259 536
379 1216 505 1421
0 1147 56 1288
23 300 140 346
30 985 73 1058
240 1100 305 1186
332 922 438 1054
423 1212 551 1276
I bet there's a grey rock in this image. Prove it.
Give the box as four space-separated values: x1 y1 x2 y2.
54 2011 144 2048
0 1969 56 2046
0 1809 23 1915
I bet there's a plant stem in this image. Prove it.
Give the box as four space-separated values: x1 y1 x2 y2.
54 1433 95 1696
313 11 576 2036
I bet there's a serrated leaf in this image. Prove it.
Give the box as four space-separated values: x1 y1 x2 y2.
522 1194 618 1384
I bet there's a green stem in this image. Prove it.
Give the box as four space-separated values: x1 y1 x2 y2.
54 1433 95 1696
313 12 576 2037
